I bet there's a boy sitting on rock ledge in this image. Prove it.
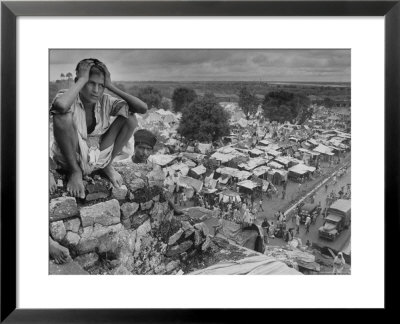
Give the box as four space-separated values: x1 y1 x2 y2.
49 58 148 198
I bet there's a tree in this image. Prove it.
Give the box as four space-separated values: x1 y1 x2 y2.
160 97 172 111
60 73 65 80
238 86 258 119
66 72 73 80
137 86 162 109
297 106 314 125
177 93 231 142
261 90 310 123
171 87 197 113
323 97 334 108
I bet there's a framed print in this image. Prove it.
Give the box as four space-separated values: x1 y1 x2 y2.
1 0 399 321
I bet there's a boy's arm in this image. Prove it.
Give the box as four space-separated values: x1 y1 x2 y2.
51 60 94 113
99 62 147 114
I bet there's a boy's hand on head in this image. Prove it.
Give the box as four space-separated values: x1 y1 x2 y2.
77 60 94 82
97 62 112 88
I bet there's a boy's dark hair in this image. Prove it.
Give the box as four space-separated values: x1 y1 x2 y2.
74 58 105 82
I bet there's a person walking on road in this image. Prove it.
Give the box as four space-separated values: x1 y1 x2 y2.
259 199 264 212
295 214 301 234
332 252 346 275
282 188 286 200
305 215 311 234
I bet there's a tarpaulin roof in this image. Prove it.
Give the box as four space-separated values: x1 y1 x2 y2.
182 152 205 162
148 154 178 167
216 167 252 180
197 143 212 154
329 199 351 213
189 255 301 275
288 164 316 175
238 157 267 171
313 144 334 155
191 164 206 175
252 165 270 177
267 161 284 169
249 148 264 156
258 139 272 146
237 180 260 190
211 152 237 163
177 176 203 193
274 156 291 166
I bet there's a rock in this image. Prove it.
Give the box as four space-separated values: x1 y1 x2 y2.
116 229 137 254
80 226 93 239
112 265 132 275
112 185 128 200
98 235 119 257
80 199 120 227
62 231 80 247
129 192 135 200
121 218 132 229
166 240 193 257
154 264 166 274
128 178 146 193
120 202 139 220
201 236 211 251
166 260 180 273
131 211 150 229
168 228 184 246
49 197 79 222
184 228 195 238
176 269 184 275
180 252 188 261
194 222 210 237
137 220 152 237
57 179 63 187
85 181 110 201
76 237 99 255
194 229 203 247
85 192 109 201
74 252 99 269
50 221 66 242
91 223 123 239
140 200 154 211
64 218 81 233
49 261 88 275
152 195 160 202
181 221 193 232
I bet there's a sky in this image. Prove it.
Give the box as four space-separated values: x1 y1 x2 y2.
50 49 350 83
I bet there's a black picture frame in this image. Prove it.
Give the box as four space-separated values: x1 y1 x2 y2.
1 0 398 321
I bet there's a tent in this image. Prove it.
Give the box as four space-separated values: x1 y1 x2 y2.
177 176 203 193
288 163 316 176
237 179 260 190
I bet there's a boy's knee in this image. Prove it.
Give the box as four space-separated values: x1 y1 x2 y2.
125 115 138 131
53 113 74 130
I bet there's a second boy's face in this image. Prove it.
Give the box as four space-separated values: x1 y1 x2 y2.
80 73 105 104
134 143 153 163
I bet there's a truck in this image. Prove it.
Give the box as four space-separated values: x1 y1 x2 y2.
318 199 351 241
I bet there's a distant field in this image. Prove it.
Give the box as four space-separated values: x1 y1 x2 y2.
49 80 351 106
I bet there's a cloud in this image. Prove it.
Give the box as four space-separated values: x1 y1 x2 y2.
50 49 350 82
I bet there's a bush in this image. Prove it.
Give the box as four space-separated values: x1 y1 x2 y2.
138 86 162 109
171 87 197 113
177 93 231 142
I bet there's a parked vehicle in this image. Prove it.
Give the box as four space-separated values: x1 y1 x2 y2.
299 203 321 224
319 199 351 241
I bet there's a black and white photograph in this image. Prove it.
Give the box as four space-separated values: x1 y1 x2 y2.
48 49 351 276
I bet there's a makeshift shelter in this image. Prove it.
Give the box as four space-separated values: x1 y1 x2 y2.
267 169 288 186
189 164 207 178
177 176 203 194
218 189 241 204
189 254 300 275
211 152 237 164
238 157 267 171
216 167 252 181
249 148 264 157
252 165 270 179
267 161 284 169
197 143 212 154
288 163 315 181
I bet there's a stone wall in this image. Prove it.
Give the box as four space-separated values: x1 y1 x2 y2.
49 162 212 275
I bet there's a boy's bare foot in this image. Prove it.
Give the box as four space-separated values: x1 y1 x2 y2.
67 170 85 198
49 171 57 194
49 237 71 264
102 164 123 188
